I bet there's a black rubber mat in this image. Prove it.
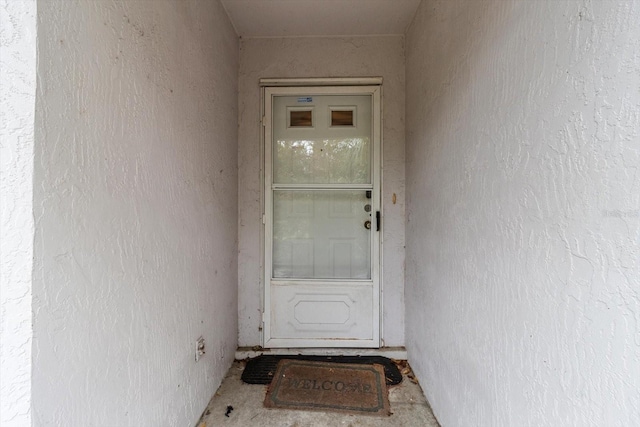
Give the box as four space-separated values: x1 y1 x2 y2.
241 355 403 386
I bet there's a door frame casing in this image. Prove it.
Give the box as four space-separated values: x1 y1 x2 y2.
260 79 383 348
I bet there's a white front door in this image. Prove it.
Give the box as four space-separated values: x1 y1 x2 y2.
264 85 381 348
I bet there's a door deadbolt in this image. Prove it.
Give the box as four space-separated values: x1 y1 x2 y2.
364 220 371 230
364 204 371 212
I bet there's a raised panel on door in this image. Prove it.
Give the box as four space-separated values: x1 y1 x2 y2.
271 285 373 339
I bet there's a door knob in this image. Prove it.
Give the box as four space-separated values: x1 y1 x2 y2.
364 220 371 230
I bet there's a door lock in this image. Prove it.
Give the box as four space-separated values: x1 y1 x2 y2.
364 220 371 230
364 204 371 212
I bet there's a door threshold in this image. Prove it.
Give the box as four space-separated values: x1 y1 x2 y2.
235 346 407 360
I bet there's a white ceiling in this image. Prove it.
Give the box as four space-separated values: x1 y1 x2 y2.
220 0 422 38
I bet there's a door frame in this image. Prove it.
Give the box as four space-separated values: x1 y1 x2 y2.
260 78 383 348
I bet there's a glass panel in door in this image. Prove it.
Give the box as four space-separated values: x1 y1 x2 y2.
271 94 374 281
272 95 372 185
272 190 372 279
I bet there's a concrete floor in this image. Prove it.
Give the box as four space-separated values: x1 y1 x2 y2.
197 361 440 427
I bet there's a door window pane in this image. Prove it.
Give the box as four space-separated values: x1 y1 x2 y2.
289 110 313 127
272 190 371 279
331 109 354 126
273 95 371 184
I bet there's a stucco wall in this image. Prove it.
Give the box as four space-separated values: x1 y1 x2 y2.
238 36 406 347
0 0 36 425
405 0 640 426
32 1 238 425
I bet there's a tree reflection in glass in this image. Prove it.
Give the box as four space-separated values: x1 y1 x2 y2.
274 137 370 184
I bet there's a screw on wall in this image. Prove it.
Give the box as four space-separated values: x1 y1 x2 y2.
195 337 205 362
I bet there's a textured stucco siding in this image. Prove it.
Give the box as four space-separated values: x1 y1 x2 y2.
405 0 640 426
32 1 238 425
238 36 406 347
0 0 36 425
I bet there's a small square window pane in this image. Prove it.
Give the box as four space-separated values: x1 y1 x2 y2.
331 110 354 126
290 110 312 127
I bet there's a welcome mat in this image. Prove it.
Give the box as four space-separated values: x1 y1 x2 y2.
264 360 391 416
242 355 402 385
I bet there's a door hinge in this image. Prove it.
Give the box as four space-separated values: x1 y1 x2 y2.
259 312 265 332
261 116 266 127
262 214 266 224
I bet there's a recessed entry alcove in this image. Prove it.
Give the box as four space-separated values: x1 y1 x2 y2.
3 0 638 426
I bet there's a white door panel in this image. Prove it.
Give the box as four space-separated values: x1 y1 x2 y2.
264 86 381 348
270 284 373 340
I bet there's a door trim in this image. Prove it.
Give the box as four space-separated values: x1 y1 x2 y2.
259 77 383 87
261 83 382 348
